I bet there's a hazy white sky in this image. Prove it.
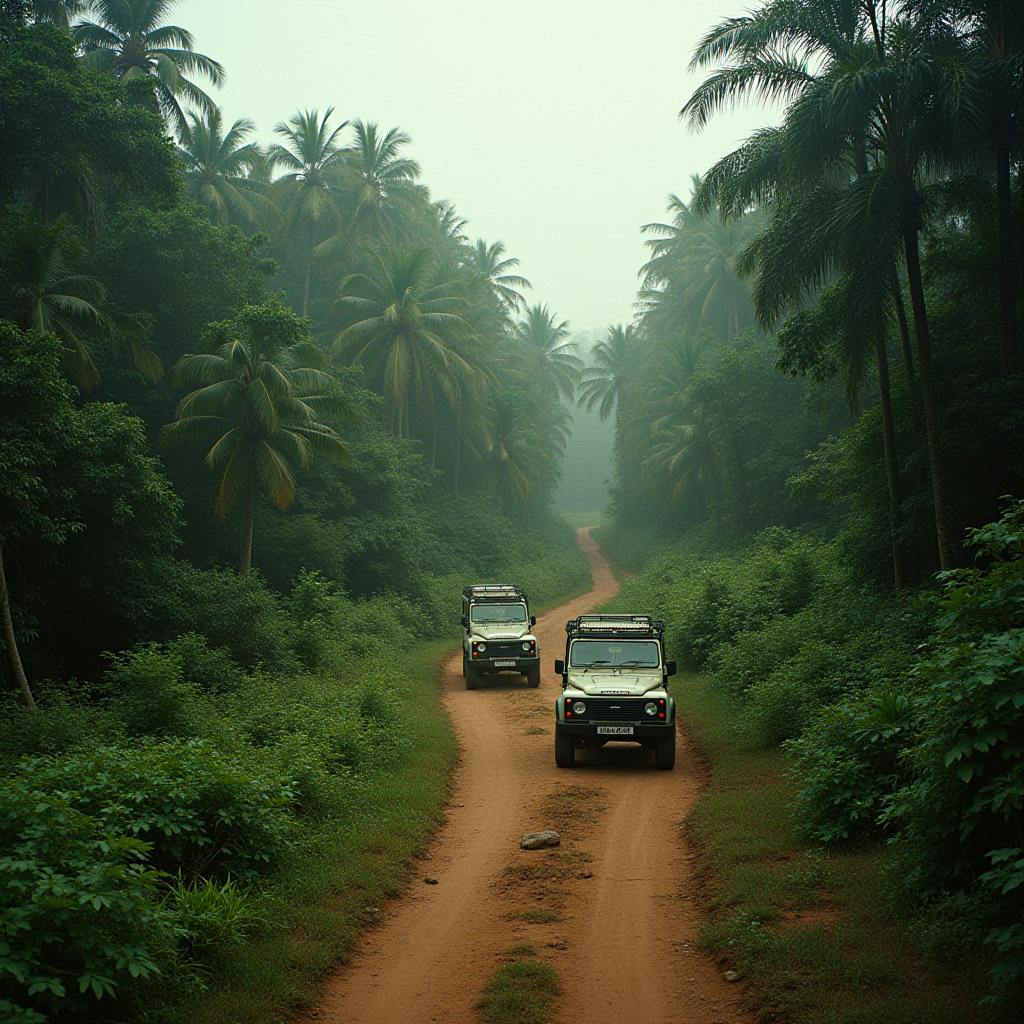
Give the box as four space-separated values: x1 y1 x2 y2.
180 1 775 332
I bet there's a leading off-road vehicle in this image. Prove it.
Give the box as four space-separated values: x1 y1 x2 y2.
553 615 677 769
462 584 540 691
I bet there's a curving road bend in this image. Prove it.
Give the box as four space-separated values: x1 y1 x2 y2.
320 528 750 1024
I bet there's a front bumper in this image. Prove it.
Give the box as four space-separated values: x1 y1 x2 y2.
472 655 540 672
555 721 675 738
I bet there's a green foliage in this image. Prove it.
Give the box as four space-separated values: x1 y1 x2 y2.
476 948 560 1024
164 876 266 965
104 645 195 739
20 741 295 880
0 779 173 1021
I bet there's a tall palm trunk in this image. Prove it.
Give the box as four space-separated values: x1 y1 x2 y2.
891 270 914 378
0 538 34 708
995 141 1018 375
903 226 952 571
875 338 905 589
239 464 255 576
302 222 313 318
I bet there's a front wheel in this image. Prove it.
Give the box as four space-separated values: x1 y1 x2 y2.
461 651 467 677
466 665 478 690
654 732 676 770
555 731 576 768
526 665 541 688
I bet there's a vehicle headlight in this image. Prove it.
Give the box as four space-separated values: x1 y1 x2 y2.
572 701 587 715
522 641 532 651
644 701 659 716
476 643 486 653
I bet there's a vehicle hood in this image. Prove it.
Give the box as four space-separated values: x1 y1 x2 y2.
567 673 664 696
470 623 531 641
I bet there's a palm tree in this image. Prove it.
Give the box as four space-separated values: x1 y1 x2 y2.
161 300 355 575
333 245 471 437
0 211 158 389
577 323 636 424
466 239 532 314
340 120 422 236
269 108 348 316
71 0 224 143
485 388 553 515
639 182 761 340
643 403 723 513
510 304 581 403
179 108 276 230
29 0 86 30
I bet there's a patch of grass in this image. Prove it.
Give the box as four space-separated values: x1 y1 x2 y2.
524 726 547 736
477 946 560 1024
192 640 458 1024
678 674 1010 1024
540 786 604 823
513 910 561 924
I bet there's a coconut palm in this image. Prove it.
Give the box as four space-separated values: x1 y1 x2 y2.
577 323 636 424
510 304 581 403
643 403 724 512
29 0 86 30
162 300 355 575
71 0 224 143
340 120 422 236
179 108 277 229
333 245 471 438
467 239 532 314
639 183 761 341
485 388 554 515
269 108 348 316
0 211 158 389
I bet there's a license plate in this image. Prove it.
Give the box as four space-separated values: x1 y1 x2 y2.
494 660 516 667
597 726 634 736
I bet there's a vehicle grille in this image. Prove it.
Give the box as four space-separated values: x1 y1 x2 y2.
585 700 643 721
483 641 524 658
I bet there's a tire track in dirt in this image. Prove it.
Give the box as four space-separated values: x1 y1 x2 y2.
319 528 750 1024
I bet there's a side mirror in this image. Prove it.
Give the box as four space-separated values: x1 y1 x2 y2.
554 659 565 675
530 616 537 626
665 661 677 677
460 616 468 628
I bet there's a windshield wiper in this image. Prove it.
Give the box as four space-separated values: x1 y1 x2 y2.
579 659 612 672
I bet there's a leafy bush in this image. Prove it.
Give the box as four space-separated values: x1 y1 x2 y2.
19 741 295 880
104 644 195 739
164 876 267 965
167 633 245 694
0 780 173 1021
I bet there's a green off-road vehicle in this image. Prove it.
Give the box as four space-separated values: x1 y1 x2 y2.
462 584 540 691
553 615 677 769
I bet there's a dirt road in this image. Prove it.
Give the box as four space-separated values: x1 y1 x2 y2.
320 528 749 1024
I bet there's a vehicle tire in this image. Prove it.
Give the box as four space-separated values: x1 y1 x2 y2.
466 665 478 690
555 731 576 768
461 652 467 677
654 732 676 770
526 665 541 688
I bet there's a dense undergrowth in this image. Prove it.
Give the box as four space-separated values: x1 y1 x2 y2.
599 501 1024 1019
0 517 590 1024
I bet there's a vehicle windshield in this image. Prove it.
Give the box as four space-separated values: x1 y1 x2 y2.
471 603 528 624
569 640 660 668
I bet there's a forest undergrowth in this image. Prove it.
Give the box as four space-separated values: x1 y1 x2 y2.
598 509 1024 1023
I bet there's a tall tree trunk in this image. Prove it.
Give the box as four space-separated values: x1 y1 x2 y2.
238 468 255 576
0 538 34 708
891 269 914 379
875 338 905 589
302 223 313 318
995 140 1018 375
904 227 952 571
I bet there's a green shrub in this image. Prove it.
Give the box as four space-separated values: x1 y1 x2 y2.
167 633 246 694
0 780 173 1021
20 741 295 880
105 644 195 738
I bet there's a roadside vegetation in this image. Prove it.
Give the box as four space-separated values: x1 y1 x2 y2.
0 4 590 1021
589 0 1023 1017
476 944 560 1024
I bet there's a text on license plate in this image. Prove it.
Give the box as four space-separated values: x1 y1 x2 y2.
494 660 516 667
597 726 634 735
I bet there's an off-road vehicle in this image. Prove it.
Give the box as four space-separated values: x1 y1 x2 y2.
553 615 677 769
461 584 540 690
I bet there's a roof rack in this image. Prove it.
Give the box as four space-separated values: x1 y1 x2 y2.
566 614 665 637
463 584 529 604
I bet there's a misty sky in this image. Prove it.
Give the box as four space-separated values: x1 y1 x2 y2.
181 1 775 332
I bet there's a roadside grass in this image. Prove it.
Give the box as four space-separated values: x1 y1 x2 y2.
192 640 458 1024
477 945 560 1024
191 550 594 1024
513 910 561 924
679 674 1008 1024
